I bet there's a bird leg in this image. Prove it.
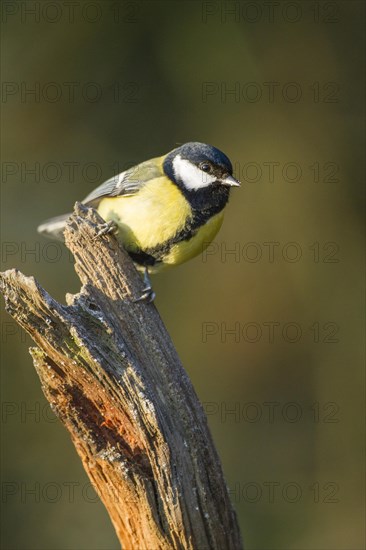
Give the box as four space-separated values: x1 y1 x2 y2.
133 268 156 303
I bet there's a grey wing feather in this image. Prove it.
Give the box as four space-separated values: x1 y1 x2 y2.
82 158 163 207
38 157 163 241
81 171 131 205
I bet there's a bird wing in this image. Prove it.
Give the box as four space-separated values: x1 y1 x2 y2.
82 157 164 207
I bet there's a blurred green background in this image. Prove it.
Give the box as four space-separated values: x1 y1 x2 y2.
1 1 364 549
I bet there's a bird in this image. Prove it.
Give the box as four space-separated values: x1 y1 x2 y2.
38 142 240 301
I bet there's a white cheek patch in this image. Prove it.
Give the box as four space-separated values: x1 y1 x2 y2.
173 155 216 190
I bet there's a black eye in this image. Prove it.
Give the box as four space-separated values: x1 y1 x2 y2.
200 162 211 173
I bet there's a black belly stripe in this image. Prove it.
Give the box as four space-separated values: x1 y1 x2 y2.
128 198 228 267
128 250 158 266
128 225 197 267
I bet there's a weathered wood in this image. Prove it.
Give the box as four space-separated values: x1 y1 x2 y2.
0 203 243 550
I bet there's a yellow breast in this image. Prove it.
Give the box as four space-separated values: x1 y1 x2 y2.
97 177 192 251
154 211 224 272
97 177 225 272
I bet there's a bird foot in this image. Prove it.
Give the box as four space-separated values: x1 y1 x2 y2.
133 287 156 303
133 268 155 303
94 220 119 238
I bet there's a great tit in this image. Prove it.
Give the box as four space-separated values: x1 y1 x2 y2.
38 142 240 301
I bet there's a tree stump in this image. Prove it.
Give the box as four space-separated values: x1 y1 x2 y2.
0 203 243 550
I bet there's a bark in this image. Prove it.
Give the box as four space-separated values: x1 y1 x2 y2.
0 203 243 550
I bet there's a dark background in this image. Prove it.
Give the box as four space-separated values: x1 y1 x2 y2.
1 1 365 549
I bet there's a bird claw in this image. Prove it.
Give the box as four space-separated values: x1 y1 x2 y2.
133 268 155 303
94 220 119 239
133 287 156 303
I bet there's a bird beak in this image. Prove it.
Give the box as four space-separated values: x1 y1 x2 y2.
221 175 241 187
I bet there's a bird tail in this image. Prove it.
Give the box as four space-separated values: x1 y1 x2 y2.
37 213 71 241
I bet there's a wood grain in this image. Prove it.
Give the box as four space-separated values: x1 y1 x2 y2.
0 203 243 550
